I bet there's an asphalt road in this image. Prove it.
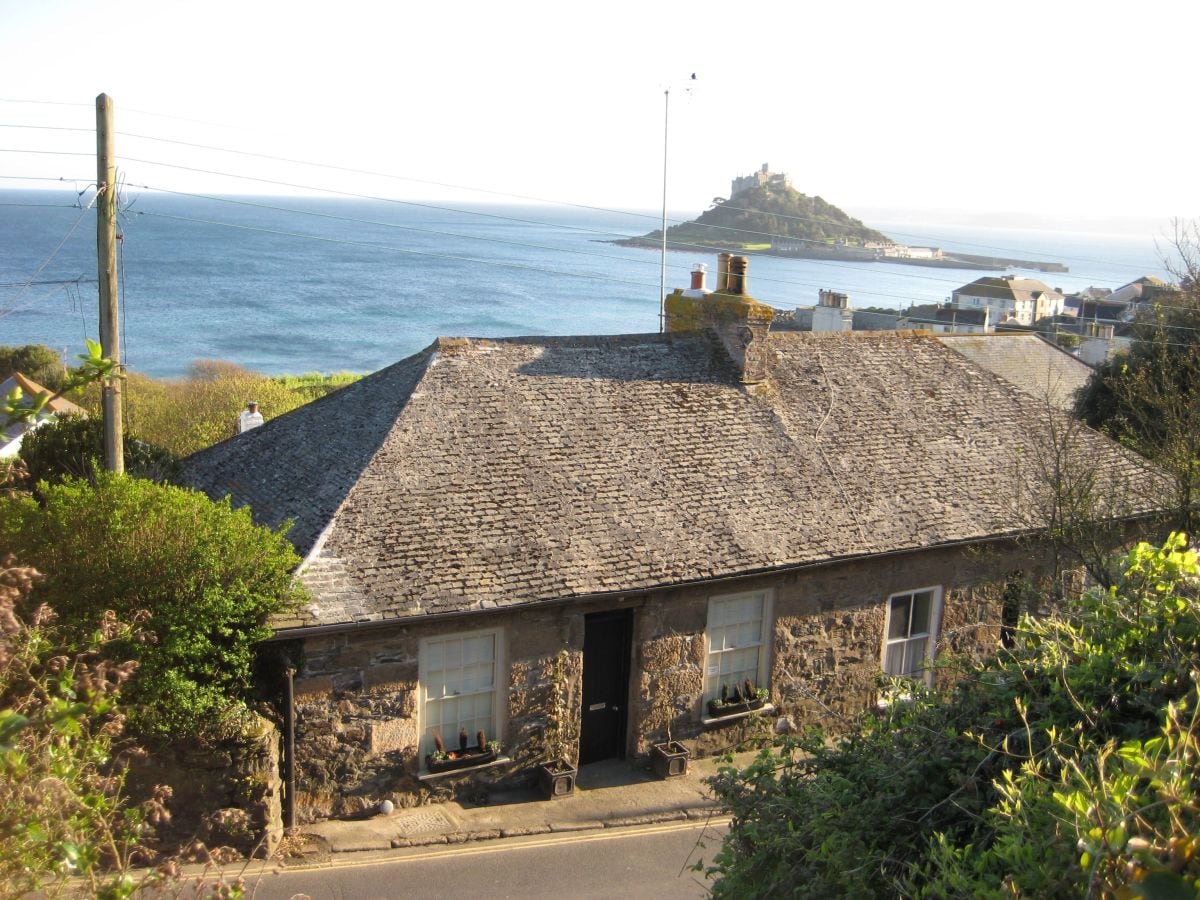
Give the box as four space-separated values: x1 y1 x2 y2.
235 819 729 900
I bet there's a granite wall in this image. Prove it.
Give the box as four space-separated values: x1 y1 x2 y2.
287 540 1053 819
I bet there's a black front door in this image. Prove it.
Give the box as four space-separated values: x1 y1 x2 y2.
579 609 632 764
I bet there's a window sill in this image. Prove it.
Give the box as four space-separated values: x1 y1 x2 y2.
417 755 511 783
701 703 775 729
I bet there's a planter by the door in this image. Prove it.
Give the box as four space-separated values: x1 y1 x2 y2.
425 744 500 775
651 741 690 779
706 696 765 719
538 759 577 799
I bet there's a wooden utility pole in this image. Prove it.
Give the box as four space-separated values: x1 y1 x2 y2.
96 92 123 473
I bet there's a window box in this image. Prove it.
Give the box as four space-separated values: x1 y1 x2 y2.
650 741 689 779
425 743 500 775
706 695 765 719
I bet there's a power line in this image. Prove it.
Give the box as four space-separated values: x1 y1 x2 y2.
0 194 95 321
0 119 1165 281
112 153 1161 294
114 188 964 306
0 98 90 108
122 183 680 275
122 193 1200 325
0 175 93 184
116 130 660 226
0 103 1170 274
111 127 1158 274
129 208 663 291
0 147 93 158
0 123 92 133
0 278 95 287
0 202 82 209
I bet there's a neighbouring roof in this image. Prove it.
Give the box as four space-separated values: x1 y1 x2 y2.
1 372 86 445
953 276 1062 304
181 331 1164 632
936 333 1094 410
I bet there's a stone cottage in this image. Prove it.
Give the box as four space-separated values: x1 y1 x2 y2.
181 256 1161 820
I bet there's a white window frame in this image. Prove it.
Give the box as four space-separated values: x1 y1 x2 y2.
703 589 772 704
881 586 943 685
418 628 504 767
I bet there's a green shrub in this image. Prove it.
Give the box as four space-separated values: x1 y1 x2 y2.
0 473 305 742
0 344 65 391
0 558 150 897
18 414 178 488
704 535 1200 898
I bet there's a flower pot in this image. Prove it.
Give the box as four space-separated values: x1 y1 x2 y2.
538 759 577 799
706 696 766 719
651 741 689 779
424 744 499 774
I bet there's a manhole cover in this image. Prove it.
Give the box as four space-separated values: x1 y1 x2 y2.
392 807 454 835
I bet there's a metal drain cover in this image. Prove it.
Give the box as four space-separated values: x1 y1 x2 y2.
392 807 454 835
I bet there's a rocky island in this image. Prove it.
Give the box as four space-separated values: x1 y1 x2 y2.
618 164 1067 273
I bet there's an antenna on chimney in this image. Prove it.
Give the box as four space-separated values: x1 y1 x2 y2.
659 88 670 334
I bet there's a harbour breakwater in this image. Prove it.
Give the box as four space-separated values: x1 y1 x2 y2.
613 237 1068 273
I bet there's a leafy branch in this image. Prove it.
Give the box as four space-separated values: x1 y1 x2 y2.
2 339 116 429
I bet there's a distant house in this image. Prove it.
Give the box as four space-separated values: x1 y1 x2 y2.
0 372 85 458
952 275 1065 327
901 302 992 334
182 256 1162 821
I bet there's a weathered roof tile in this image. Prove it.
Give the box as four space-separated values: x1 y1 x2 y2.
181 331 1163 629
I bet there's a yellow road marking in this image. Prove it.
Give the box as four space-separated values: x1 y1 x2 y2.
266 817 731 875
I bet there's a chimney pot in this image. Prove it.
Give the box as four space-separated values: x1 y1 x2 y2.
727 256 749 295
716 253 732 292
690 264 707 291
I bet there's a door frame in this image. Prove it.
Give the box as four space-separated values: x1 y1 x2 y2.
579 608 633 763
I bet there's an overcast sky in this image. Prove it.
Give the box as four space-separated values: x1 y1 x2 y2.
1 0 1196 228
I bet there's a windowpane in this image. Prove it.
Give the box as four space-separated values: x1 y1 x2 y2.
421 633 499 760
705 593 768 703
888 596 911 640
883 589 939 680
911 591 933 636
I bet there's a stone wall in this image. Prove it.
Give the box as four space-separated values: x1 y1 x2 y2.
288 539 1054 818
291 603 584 822
125 714 282 858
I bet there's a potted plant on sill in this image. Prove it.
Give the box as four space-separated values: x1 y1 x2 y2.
707 678 768 720
537 650 578 799
648 679 690 779
425 728 502 775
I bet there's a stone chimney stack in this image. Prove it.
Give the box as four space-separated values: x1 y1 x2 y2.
813 289 853 332
664 254 775 384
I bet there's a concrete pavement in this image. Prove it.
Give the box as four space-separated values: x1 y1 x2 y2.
285 752 745 861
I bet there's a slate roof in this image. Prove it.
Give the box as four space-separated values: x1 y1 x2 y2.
181 331 1164 632
936 333 1094 411
952 276 1062 304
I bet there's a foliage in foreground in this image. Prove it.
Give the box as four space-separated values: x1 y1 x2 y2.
1075 235 1200 537
16 414 178 489
0 557 154 898
0 473 305 742
705 535 1200 898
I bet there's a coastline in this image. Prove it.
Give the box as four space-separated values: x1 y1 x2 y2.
609 237 1068 273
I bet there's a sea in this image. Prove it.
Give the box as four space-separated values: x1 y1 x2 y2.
0 187 1175 378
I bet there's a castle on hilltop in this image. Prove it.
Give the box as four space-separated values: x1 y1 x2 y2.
731 163 792 198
